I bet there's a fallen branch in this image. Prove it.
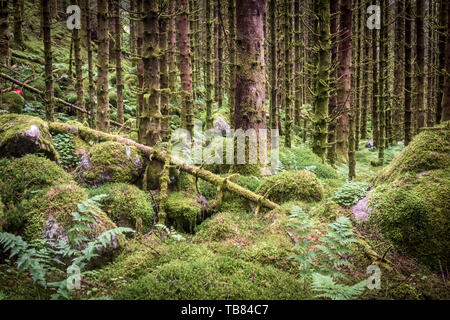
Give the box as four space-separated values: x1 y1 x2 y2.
48 121 280 210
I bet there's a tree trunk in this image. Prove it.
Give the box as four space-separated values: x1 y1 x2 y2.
0 0 9 67
73 0 86 123
269 0 277 131
214 1 223 110
205 0 214 129
416 0 426 129
13 0 24 47
327 0 338 166
360 0 369 140
42 0 54 122
283 0 292 148
114 1 124 124
378 0 387 165
159 2 170 141
168 0 177 105
393 0 404 140
372 4 379 148
228 0 236 128
441 1 450 122
129 0 136 60
311 0 331 161
84 0 96 127
177 0 194 136
189 0 198 101
404 0 412 145
436 0 448 124
96 0 110 132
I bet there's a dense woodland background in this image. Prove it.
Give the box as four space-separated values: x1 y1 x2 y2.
0 0 448 300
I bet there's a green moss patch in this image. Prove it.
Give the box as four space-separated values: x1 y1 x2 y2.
256 170 324 204
1 92 25 114
165 192 202 233
89 183 155 233
0 114 58 160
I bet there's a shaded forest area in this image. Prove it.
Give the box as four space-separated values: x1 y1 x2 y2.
0 0 449 300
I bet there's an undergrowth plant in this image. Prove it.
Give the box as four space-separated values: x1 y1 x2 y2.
52 133 81 169
288 205 366 300
0 194 134 299
332 182 368 207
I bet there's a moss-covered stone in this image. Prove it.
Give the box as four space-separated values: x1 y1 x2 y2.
22 184 118 249
0 114 58 160
75 141 143 186
1 92 25 114
368 168 450 270
256 170 324 204
373 124 450 186
0 154 73 207
165 192 202 233
193 211 238 242
89 183 155 233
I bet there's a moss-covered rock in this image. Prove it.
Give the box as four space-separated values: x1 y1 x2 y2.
193 211 238 242
0 114 58 160
256 170 324 204
0 154 73 206
89 183 155 233
75 141 143 186
22 184 119 250
1 92 25 114
368 168 450 270
165 192 202 233
373 124 450 186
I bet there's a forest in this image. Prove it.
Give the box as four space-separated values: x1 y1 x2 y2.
0 0 448 301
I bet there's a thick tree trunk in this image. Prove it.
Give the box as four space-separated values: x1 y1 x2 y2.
189 0 198 101
269 0 277 132
0 0 9 67
177 0 194 136
42 0 54 122
336 0 352 162
129 0 136 59
360 0 369 140
159 3 170 141
436 0 448 124
168 0 177 105
114 1 124 124
311 0 331 161
416 0 426 129
13 0 24 47
393 0 404 140
73 0 86 123
215 1 223 110
404 0 412 145
228 0 236 128
96 0 110 132
139 0 161 146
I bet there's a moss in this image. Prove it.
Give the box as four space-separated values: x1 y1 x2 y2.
89 183 155 233
373 125 450 186
1 92 25 114
0 196 5 232
115 251 306 300
0 114 58 160
165 192 202 233
22 184 117 247
76 141 143 186
321 178 346 198
0 154 73 208
368 169 450 270
256 170 324 204
193 212 238 242
310 199 345 220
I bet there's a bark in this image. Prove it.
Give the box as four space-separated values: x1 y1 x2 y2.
283 0 293 148
311 0 331 161
214 1 223 110
73 0 86 123
327 0 338 165
159 2 170 141
129 0 136 59
294 0 301 127
378 0 387 165
415 0 426 129
360 0 369 139
96 0 110 132
372 9 379 148
404 0 412 145
205 0 214 129
269 0 277 131
336 0 352 162
228 0 236 128
393 0 404 140
189 0 198 100
177 0 194 136
139 0 161 146
0 0 9 67
42 0 54 122
441 1 450 122
136 0 144 130
13 0 24 47
48 122 279 210
114 1 124 124
84 0 96 127
168 0 177 105
436 0 448 124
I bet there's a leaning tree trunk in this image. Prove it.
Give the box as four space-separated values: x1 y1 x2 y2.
0 0 9 67
73 0 86 123
114 1 124 124
404 0 412 145
336 0 352 163
96 0 110 132
177 0 194 137
42 0 54 122
416 0 426 129
311 0 331 161
234 0 267 174
139 0 161 146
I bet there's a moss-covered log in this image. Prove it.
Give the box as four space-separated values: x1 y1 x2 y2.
48 122 279 210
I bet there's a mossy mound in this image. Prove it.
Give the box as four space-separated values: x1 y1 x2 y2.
115 249 306 300
0 114 58 160
21 184 119 250
165 192 202 233
89 183 155 233
373 124 450 185
368 168 450 270
75 141 143 186
277 146 341 179
256 170 324 204
193 211 239 242
0 154 73 207
310 199 345 221
1 92 25 114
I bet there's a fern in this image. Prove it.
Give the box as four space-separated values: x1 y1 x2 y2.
311 273 366 300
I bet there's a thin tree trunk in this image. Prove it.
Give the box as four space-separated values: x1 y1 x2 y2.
42 0 54 122
283 0 292 148
96 0 110 132
0 0 9 67
269 0 277 131
327 0 338 165
372 2 379 148
205 0 214 129
114 1 124 124
73 0 86 123
168 0 177 105
228 0 236 128
129 0 136 60
393 0 404 140
378 0 387 165
436 0 447 124
84 0 96 127
415 0 426 129
159 2 170 141
404 0 412 145
441 0 450 122
13 0 24 47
